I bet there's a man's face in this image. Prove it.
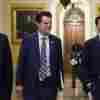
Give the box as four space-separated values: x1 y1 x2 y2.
38 16 52 35
97 19 100 32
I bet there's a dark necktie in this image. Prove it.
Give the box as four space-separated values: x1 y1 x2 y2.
39 36 51 81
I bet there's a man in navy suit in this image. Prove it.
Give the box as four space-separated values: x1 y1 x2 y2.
79 16 100 100
16 11 64 100
0 33 13 100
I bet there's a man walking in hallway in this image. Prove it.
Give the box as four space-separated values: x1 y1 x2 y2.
80 16 100 100
0 33 13 100
16 11 64 100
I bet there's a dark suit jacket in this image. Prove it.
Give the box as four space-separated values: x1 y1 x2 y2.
16 32 63 100
0 33 13 100
79 35 100 99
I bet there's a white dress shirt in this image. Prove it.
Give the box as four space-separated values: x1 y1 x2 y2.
38 32 50 67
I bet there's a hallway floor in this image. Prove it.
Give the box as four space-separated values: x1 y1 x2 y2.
12 74 89 100
63 74 88 100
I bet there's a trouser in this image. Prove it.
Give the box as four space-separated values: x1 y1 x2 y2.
93 80 100 100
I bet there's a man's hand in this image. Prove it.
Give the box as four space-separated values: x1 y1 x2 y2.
16 85 24 100
87 82 95 100
70 58 78 66
88 92 94 100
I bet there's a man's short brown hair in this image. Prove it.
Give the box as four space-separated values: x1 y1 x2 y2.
35 11 52 23
95 16 100 26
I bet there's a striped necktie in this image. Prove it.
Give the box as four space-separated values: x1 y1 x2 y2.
39 36 51 81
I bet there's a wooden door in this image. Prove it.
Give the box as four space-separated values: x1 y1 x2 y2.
64 22 84 75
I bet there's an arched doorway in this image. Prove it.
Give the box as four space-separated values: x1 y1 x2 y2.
55 0 90 77
64 3 85 75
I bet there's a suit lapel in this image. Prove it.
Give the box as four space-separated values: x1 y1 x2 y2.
32 32 40 66
32 33 56 69
49 35 55 66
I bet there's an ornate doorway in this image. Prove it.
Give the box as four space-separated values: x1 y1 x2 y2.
64 3 85 75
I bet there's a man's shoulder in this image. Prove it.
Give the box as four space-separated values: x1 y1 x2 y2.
0 33 8 40
85 36 97 46
21 32 37 47
22 32 36 40
49 33 61 41
22 32 32 38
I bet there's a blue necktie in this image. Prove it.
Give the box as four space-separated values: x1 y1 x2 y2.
39 37 51 81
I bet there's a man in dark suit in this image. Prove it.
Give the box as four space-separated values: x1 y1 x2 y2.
79 16 100 100
16 11 64 100
0 33 13 100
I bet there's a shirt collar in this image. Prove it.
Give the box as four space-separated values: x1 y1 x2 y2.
38 32 48 40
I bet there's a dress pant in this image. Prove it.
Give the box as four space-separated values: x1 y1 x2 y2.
38 86 57 100
93 79 100 100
